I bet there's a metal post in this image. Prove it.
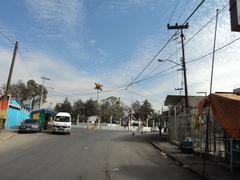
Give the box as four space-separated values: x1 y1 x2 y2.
96 89 101 129
230 138 233 172
174 106 177 142
203 9 219 177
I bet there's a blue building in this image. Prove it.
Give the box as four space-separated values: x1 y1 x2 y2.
5 98 31 129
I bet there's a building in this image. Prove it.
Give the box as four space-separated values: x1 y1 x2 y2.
5 98 31 129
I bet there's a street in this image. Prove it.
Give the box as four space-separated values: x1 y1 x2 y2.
0 128 202 180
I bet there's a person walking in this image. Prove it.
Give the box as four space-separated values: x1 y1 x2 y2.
158 124 162 135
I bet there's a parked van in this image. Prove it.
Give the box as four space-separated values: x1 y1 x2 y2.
52 112 71 135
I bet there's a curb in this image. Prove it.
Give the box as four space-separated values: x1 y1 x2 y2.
150 140 210 180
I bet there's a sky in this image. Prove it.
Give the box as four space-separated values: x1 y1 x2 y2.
0 0 240 111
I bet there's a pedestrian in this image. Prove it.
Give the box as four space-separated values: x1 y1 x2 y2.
158 124 162 135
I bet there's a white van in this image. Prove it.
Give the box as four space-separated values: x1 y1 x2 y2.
52 112 71 135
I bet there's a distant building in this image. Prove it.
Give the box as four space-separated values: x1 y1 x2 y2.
87 116 98 124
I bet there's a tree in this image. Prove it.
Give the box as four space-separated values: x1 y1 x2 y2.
54 97 72 113
26 80 47 109
100 96 125 123
84 98 98 117
132 100 141 121
71 99 85 122
139 100 154 126
1 79 48 109
8 80 28 100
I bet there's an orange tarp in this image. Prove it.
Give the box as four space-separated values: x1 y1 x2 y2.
198 93 240 138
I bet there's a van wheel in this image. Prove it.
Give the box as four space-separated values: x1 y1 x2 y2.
67 132 71 135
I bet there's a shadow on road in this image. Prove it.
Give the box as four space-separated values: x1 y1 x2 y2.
112 133 150 144
114 164 203 180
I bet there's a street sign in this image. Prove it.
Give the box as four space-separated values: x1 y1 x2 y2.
230 0 240 31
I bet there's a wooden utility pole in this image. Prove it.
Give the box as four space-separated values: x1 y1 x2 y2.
5 41 18 96
1 41 18 129
167 23 189 112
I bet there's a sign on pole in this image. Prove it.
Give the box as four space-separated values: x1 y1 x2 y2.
230 0 240 31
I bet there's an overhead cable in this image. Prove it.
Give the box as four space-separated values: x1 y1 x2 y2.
126 0 205 89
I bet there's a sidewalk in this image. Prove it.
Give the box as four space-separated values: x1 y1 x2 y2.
0 129 17 142
149 135 240 180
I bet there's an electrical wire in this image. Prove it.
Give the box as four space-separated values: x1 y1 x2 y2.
187 37 240 64
18 48 35 80
125 89 162 104
0 30 15 45
132 65 178 86
149 2 229 75
176 0 191 23
168 0 181 24
129 36 240 86
170 2 229 59
126 0 205 89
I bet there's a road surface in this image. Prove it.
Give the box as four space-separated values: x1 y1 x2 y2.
0 128 202 180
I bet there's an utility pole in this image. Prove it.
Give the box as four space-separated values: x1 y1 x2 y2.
167 23 189 112
5 41 18 96
39 76 50 109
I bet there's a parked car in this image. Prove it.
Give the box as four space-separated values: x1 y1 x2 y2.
18 119 42 133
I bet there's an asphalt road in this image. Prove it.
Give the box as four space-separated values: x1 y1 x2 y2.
0 128 203 180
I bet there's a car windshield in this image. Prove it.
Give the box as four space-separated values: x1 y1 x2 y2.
24 119 39 124
54 116 70 122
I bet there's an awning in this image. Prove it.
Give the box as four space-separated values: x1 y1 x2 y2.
198 93 240 138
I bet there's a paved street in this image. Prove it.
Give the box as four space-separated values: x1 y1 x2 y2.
0 128 203 180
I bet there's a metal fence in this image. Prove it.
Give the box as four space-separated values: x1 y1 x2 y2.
167 107 240 170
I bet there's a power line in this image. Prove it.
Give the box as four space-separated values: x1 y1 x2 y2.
126 0 205 89
149 2 229 76
18 48 35 80
176 0 191 23
129 36 240 87
0 30 15 45
49 87 126 98
171 2 229 59
132 65 178 86
187 37 240 64
168 0 181 24
125 89 162 104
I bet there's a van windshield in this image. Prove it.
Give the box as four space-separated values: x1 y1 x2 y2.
55 116 70 122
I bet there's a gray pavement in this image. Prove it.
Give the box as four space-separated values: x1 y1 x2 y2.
149 134 240 180
0 129 17 142
0 128 203 180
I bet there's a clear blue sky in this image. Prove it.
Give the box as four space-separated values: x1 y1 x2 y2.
0 0 239 110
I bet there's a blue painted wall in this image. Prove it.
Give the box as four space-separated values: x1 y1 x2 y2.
5 99 30 129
